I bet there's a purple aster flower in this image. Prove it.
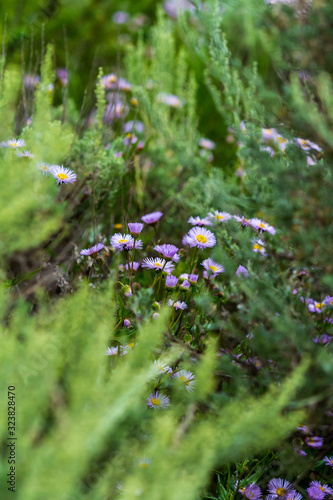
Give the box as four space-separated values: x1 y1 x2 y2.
123 133 138 145
260 145 276 157
286 494 303 500
267 478 296 498
125 262 140 272
294 448 307 456
249 218 276 235
112 11 129 24
324 456 333 468
295 138 322 152
142 257 174 274
141 211 163 224
179 273 189 281
208 210 232 223
236 265 249 278
189 274 199 283
172 253 180 263
23 73 40 89
234 215 252 227
199 138 216 150
80 243 105 256
100 73 117 90
307 488 325 500
201 258 224 277
136 141 145 151
50 165 77 185
168 299 187 310
165 275 178 288
56 68 68 86
307 156 316 166
154 244 179 259
186 227 216 249
305 436 323 448
308 301 326 313
312 335 331 345
297 425 310 433
110 233 134 253
114 152 123 158
128 222 144 235
188 216 213 226
124 120 145 134
239 483 262 500
309 482 332 496
123 319 131 328
324 295 333 306
125 239 143 251
180 280 190 290
157 93 183 107
262 128 278 142
274 134 289 152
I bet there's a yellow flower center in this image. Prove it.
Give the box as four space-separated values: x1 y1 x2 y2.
319 487 325 492
259 222 266 229
300 140 309 147
109 75 117 83
276 488 286 497
114 223 122 229
118 239 128 244
154 262 162 268
196 234 207 244
253 244 263 251
126 133 132 138
151 398 160 406
277 137 287 144
140 462 149 468
241 488 246 494
209 265 218 272
42 165 48 170
308 438 314 443
315 303 324 309
12 142 17 147
131 98 138 105
128 342 135 347
57 173 68 180
216 215 224 220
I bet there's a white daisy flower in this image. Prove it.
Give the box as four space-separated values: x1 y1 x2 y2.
172 369 195 391
50 165 77 185
188 216 213 226
38 162 51 175
7 138 26 149
186 226 216 249
16 150 34 158
252 238 267 256
146 390 170 409
249 218 276 235
274 134 288 151
106 347 118 356
208 210 232 223
136 457 151 468
142 257 174 274
201 258 224 277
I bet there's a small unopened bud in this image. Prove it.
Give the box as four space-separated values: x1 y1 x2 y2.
152 312 160 320
124 319 131 328
123 285 132 297
153 301 161 311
